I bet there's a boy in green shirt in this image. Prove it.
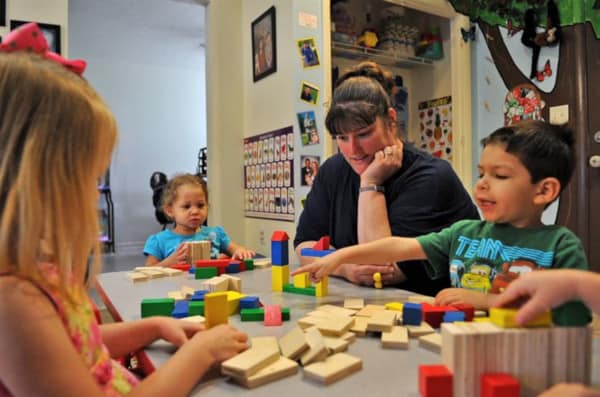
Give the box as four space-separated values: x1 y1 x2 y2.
293 121 590 326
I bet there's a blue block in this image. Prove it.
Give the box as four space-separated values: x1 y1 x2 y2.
300 248 336 257
271 241 288 266
240 296 260 309
189 266 196 274
226 262 240 273
171 300 189 318
190 290 209 301
443 311 465 323
402 302 422 326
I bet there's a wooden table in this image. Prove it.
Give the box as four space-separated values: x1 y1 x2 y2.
96 268 600 396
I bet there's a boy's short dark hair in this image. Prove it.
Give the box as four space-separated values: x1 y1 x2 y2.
481 120 575 192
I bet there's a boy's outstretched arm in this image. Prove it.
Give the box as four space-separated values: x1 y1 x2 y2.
494 269 600 325
291 237 426 281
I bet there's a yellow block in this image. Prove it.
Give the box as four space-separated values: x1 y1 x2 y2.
293 273 310 288
272 265 289 292
385 302 404 312
205 291 229 328
226 291 244 315
473 317 492 323
315 276 328 297
489 307 552 328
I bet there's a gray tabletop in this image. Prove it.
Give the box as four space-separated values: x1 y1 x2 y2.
96 268 600 396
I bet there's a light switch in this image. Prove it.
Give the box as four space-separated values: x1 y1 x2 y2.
549 104 569 125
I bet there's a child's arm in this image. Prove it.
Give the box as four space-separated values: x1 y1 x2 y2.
145 243 188 267
494 269 600 325
435 288 498 310
226 241 256 260
291 236 426 281
100 317 203 358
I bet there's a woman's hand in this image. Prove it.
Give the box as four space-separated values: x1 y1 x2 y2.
360 144 403 186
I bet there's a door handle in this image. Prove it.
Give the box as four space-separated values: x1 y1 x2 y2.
590 155 600 168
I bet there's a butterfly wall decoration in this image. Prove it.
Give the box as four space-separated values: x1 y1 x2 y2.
461 26 476 43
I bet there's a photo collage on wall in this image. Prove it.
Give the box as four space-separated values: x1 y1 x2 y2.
418 96 453 161
244 126 295 221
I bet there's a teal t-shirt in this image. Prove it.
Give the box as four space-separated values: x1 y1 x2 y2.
143 226 231 260
416 220 591 326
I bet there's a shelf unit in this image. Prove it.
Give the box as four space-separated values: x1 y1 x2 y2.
331 41 433 69
98 170 115 253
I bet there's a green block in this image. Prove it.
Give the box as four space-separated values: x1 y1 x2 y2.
195 267 218 279
240 308 264 321
141 298 175 318
244 258 254 270
189 301 205 316
283 283 316 296
282 307 291 321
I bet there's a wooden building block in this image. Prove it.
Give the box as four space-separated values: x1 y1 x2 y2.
350 316 369 336
313 236 330 250
200 276 229 292
317 304 356 317
300 327 329 366
302 315 354 337
481 373 520 397
126 272 148 282
225 291 243 315
406 322 435 338
253 258 272 268
141 298 175 318
323 336 350 353
195 267 218 279
303 353 362 385
234 356 299 389
222 274 242 292
489 307 552 328
354 304 386 317
381 326 409 349
315 276 328 297
419 332 442 354
137 269 166 279
186 240 211 264
264 305 283 326
160 267 183 277
278 326 308 360
340 331 357 343
408 295 436 304
180 285 196 297
283 283 316 296
167 291 187 301
181 315 205 324
204 291 228 328
344 298 364 310
293 273 310 288
385 302 404 311
271 265 289 292
367 310 398 332
221 336 280 378
418 365 453 397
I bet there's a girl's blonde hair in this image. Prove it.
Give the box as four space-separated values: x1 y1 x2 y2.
0 52 117 302
162 174 208 215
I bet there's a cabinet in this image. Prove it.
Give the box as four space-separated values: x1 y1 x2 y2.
98 170 115 253
325 0 473 186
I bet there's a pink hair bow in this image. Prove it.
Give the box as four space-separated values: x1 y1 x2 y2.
0 22 86 75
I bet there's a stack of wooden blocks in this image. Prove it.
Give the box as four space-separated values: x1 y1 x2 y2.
126 266 184 282
186 240 211 264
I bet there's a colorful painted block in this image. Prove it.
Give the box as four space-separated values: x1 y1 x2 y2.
141 298 175 318
418 365 453 397
272 265 289 292
402 302 422 326
481 373 520 397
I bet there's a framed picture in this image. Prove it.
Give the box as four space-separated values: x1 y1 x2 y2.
300 155 320 187
0 0 5 27
296 37 320 68
299 81 319 105
297 110 319 146
10 20 61 54
251 6 277 82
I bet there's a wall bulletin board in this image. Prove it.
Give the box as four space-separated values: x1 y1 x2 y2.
243 126 295 221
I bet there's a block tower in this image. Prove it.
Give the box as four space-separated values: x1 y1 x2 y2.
271 231 289 292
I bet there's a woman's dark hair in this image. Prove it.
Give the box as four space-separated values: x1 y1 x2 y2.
325 61 395 136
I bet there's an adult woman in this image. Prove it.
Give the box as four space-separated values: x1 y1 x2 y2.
294 62 479 296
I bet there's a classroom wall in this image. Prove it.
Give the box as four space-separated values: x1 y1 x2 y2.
207 0 309 259
69 0 207 253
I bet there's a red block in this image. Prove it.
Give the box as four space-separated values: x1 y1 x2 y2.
313 236 330 250
419 365 453 397
481 373 520 397
196 259 230 275
170 263 191 272
451 303 475 321
421 303 447 328
264 304 282 326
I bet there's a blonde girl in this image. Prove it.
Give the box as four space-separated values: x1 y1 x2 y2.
0 24 247 397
